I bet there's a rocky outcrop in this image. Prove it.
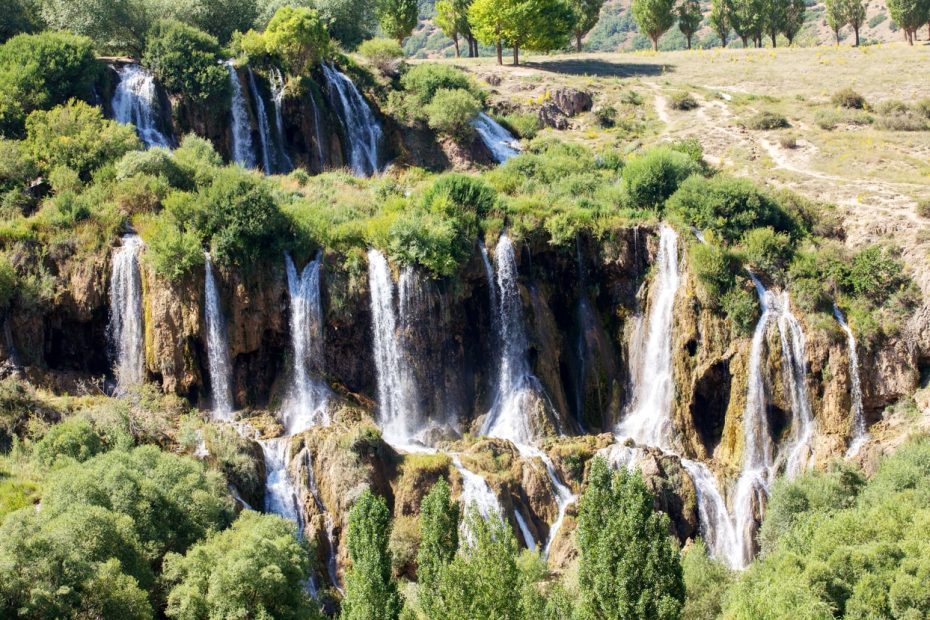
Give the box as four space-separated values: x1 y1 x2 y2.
537 88 593 129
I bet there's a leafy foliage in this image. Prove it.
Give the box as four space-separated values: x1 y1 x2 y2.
376 0 419 42
417 479 460 618
358 38 405 75
342 489 402 620
263 6 329 74
425 88 482 138
144 20 229 105
622 146 701 210
631 0 677 49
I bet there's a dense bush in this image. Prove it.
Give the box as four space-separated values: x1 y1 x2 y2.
499 112 540 140
163 511 318 619
358 37 405 75
262 6 329 75
682 540 732 620
0 0 42 43
32 417 106 467
814 107 873 130
401 64 480 105
116 147 190 189
739 227 795 278
622 147 701 210
666 175 797 243
424 88 481 139
831 87 867 109
669 91 698 110
24 101 141 180
0 32 102 137
740 110 790 130
144 20 229 106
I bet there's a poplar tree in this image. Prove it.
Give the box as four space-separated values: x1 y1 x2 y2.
761 0 786 46
376 0 419 43
709 0 732 45
631 0 677 51
782 0 806 44
416 479 460 618
824 0 846 43
571 0 608 51
576 457 685 620
341 490 401 620
886 0 928 43
677 0 703 49
844 0 868 45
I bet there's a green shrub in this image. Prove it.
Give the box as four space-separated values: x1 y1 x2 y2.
143 216 206 281
845 245 910 304
831 88 867 110
262 6 329 75
874 109 927 131
24 101 141 180
814 107 873 130
424 88 481 139
594 105 617 128
669 91 698 111
722 285 759 333
144 20 229 106
739 227 795 278
620 90 643 106
0 31 102 137
916 199 930 219
915 98 930 120
499 112 539 139
669 138 704 164
32 417 106 467
0 253 15 309
0 138 36 192
387 208 463 276
622 147 701 210
667 175 796 243
115 147 189 188
682 540 732 620
741 110 790 130
689 242 737 307
400 63 483 107
358 37 404 75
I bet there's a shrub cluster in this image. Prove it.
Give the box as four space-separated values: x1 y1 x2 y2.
144 20 230 106
389 64 486 140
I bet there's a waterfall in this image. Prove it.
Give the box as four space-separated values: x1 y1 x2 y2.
617 225 681 450
284 253 330 433
111 64 173 148
322 63 383 176
307 88 326 169
834 306 867 456
481 234 540 445
246 67 275 175
536 449 576 559
515 508 537 552
452 455 502 519
109 235 145 390
225 61 256 169
269 68 294 173
262 438 304 527
471 112 520 163
776 300 815 476
204 254 234 420
682 459 742 569
368 250 419 445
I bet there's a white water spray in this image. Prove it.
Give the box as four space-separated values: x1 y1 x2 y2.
204 254 234 420
111 64 173 148
246 67 275 175
109 235 145 390
269 68 294 172
682 459 741 569
617 225 681 450
322 63 382 176
225 61 256 169
472 112 520 163
835 306 867 456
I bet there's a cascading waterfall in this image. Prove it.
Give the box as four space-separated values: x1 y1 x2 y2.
835 306 867 456
682 459 741 569
111 64 173 148
368 250 419 444
472 112 520 163
247 67 275 175
617 225 681 450
269 68 294 172
452 455 502 519
322 63 383 176
777 300 815 476
109 235 145 390
515 508 537 552
225 61 257 169
204 254 234 420
284 253 330 432
262 438 304 527
307 89 326 169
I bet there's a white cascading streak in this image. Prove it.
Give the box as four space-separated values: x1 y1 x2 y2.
246 67 275 175
322 63 383 176
269 68 294 172
204 253 234 420
109 235 145 390
225 61 256 169
471 112 520 163
834 305 867 456
111 64 173 148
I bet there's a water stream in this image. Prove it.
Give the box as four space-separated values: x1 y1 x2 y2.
109 235 145 390
204 253 234 420
246 67 275 175
225 61 256 169
269 68 294 173
111 64 173 148
472 112 520 163
322 63 383 176
835 305 867 456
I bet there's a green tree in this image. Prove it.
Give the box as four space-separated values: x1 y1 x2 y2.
263 6 329 74
144 20 229 105
576 456 685 620
731 0 765 45
24 101 141 180
434 507 523 619
571 0 608 51
843 0 867 45
315 0 377 48
782 0 805 44
470 0 575 65
425 88 482 138
824 0 846 43
436 0 473 56
40 0 150 55
761 0 786 46
887 0 929 43
163 511 318 620
709 0 732 45
164 0 260 44
0 0 41 43
681 541 733 620
377 0 419 43
416 479 460 618
341 489 402 620
631 0 677 51
677 0 703 48
0 31 102 138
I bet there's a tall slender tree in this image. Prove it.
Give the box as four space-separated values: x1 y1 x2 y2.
376 0 419 43
824 0 846 43
677 0 703 48
469 0 573 65
576 457 685 620
782 0 806 44
709 0 733 45
341 490 401 620
571 0 607 51
631 0 677 50
761 0 787 46
416 480 460 619
844 0 867 45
